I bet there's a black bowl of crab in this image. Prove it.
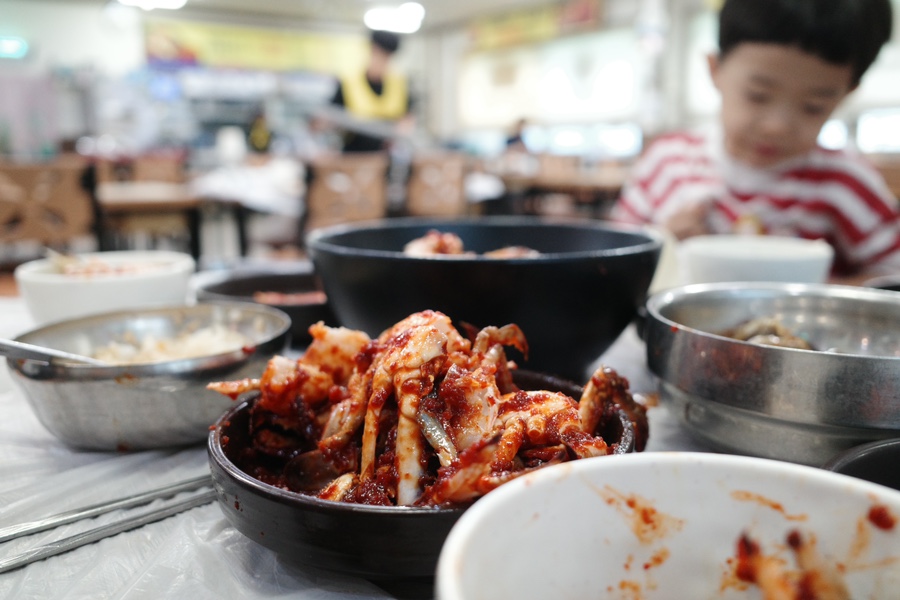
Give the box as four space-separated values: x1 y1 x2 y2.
207 311 646 582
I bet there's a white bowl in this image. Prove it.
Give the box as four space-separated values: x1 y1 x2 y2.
14 250 195 325
679 235 834 284
436 452 900 600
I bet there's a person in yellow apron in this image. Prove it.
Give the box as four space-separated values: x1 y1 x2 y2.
330 30 413 153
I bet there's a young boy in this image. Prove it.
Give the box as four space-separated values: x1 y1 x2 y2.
610 0 898 276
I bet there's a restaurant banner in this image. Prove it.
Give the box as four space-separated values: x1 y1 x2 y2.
469 0 603 51
144 20 367 74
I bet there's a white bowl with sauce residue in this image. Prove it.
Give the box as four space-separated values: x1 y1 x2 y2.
15 250 195 325
436 452 900 600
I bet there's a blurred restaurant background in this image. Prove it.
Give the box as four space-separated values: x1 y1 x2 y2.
2 0 900 269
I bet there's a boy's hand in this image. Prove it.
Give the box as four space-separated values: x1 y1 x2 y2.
665 201 712 240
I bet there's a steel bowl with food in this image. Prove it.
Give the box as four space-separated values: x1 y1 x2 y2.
14 250 196 325
6 301 290 451
436 452 900 600
208 369 640 582
305 216 663 381
644 282 900 466
195 267 337 347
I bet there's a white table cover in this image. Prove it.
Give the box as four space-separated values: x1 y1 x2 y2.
0 296 707 599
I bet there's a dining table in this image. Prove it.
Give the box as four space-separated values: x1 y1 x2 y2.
0 287 709 600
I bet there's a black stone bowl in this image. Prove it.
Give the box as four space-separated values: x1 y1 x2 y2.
822 438 900 492
207 370 639 582
305 216 663 381
864 274 900 293
196 271 337 347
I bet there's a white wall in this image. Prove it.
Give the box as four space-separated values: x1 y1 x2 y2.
2 0 899 154
0 1 145 76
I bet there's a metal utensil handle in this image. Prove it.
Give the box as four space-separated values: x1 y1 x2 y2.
0 338 108 366
0 474 213 544
0 489 217 575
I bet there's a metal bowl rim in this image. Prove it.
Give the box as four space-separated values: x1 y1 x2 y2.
10 300 292 377
645 281 900 361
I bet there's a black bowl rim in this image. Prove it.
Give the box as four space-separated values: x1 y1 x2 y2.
207 368 636 514
209 397 463 516
305 215 664 262
863 274 900 291
645 281 900 362
195 270 329 308
10 300 293 377
822 437 900 473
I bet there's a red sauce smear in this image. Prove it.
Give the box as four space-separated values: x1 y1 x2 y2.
868 504 897 531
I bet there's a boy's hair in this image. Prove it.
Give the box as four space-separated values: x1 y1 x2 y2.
718 0 894 85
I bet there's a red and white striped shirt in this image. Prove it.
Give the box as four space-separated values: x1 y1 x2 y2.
610 130 900 274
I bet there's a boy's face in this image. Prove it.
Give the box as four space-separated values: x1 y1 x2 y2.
709 43 855 168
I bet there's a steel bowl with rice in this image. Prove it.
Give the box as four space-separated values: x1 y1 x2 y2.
6 301 291 451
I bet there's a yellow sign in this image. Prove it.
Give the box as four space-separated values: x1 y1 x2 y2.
145 20 367 74
470 0 603 50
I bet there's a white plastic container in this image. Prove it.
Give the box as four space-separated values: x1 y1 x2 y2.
679 234 834 285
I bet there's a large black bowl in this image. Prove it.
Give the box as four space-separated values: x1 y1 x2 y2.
196 270 337 347
207 370 638 582
305 216 663 381
822 438 900 492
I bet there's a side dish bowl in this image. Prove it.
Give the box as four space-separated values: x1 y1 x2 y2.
207 370 639 581
306 216 663 381
7 301 291 451
644 282 900 465
15 250 195 325
436 452 900 600
195 268 337 347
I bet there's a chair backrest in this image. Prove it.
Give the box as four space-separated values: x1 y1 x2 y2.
305 152 390 232
537 153 580 179
132 153 186 183
0 158 95 246
96 151 187 184
870 156 900 202
406 153 469 217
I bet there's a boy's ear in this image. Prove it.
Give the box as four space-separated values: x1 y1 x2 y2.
707 53 722 89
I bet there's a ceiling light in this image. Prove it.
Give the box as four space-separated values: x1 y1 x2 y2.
364 2 425 34
117 0 187 10
0 36 29 59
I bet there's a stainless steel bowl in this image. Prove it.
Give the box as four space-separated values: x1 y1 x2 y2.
644 282 900 466
7 302 291 451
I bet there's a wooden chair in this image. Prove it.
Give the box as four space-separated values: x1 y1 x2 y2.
406 153 469 217
0 158 97 258
870 156 900 201
303 153 390 235
92 151 194 253
537 153 581 179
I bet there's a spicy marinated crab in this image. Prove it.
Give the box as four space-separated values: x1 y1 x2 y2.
208 310 646 507
402 229 541 259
